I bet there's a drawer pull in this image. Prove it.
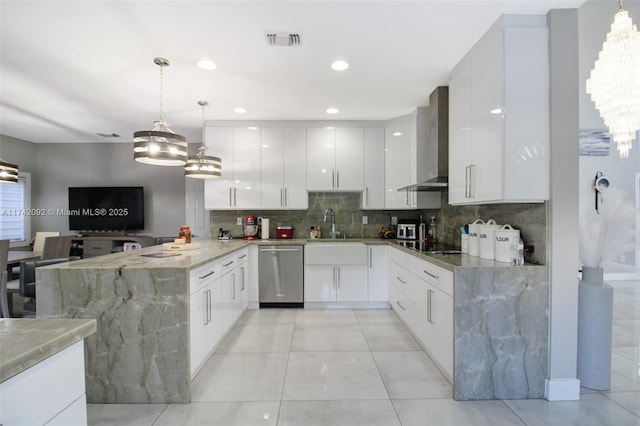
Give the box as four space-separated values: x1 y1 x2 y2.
423 270 438 279
199 270 216 279
237 254 247 260
396 301 406 311
396 276 407 284
223 261 234 267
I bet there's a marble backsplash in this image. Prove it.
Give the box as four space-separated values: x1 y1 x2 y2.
209 191 547 264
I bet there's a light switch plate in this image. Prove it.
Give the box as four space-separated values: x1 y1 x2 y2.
391 216 398 225
237 217 243 225
362 215 368 225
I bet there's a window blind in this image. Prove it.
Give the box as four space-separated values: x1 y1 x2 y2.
0 177 26 242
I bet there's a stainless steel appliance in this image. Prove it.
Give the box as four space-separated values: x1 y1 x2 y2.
259 245 304 308
397 219 420 240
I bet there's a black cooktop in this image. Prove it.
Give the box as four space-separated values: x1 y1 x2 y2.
395 240 462 254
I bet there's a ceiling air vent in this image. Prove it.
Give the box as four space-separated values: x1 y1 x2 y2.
265 32 301 47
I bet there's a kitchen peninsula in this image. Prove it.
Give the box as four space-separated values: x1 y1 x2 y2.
36 239 548 403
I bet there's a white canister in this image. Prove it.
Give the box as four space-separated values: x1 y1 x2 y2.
261 218 270 239
494 224 521 263
467 219 485 257
479 219 501 260
461 234 469 254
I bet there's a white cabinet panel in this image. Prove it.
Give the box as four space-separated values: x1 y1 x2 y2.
307 127 364 191
261 127 307 209
362 127 386 209
304 265 337 302
385 119 414 209
336 265 368 302
204 127 260 209
367 245 388 302
448 15 549 205
304 243 367 302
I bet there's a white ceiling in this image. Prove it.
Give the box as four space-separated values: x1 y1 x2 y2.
0 0 585 145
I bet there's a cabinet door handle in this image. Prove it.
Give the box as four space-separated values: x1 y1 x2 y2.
465 165 470 198
333 267 337 288
280 188 284 207
369 248 373 268
207 289 212 324
332 169 336 189
284 188 288 206
241 267 245 291
423 270 438 279
337 267 341 288
396 276 407 284
229 187 233 207
199 270 216 280
336 170 340 189
203 291 209 325
234 187 237 206
365 187 370 207
406 189 409 206
427 289 434 324
396 301 406 311
232 275 236 299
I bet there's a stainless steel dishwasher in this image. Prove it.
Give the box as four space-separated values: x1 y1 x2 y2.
258 245 304 308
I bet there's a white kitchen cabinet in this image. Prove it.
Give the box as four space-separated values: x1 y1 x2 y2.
0 341 88 426
204 126 261 209
221 249 249 331
306 127 364 191
304 243 368 302
367 245 388 301
448 15 549 205
260 127 307 209
189 260 222 378
385 110 440 209
362 127 386 209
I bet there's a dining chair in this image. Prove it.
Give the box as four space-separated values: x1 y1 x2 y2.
41 235 73 260
32 231 61 253
19 256 81 315
0 239 20 318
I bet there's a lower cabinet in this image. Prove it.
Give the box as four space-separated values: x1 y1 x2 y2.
189 248 249 379
368 245 389 301
304 243 369 303
390 248 454 379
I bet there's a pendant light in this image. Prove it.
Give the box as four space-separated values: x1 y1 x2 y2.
133 57 188 166
586 1 640 158
0 157 18 183
185 101 222 179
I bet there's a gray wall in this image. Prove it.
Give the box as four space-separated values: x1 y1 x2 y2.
0 136 188 238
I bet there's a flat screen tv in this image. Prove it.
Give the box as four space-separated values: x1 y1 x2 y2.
68 187 145 232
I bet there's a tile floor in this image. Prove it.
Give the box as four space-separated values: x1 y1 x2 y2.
88 280 640 426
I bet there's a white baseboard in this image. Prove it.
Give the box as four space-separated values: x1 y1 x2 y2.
545 378 581 401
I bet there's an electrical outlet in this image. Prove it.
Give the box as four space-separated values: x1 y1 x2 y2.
620 254 626 262
362 215 368 225
391 216 398 225
236 217 243 226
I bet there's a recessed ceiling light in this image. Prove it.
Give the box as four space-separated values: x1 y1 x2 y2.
326 108 339 114
490 108 502 114
325 126 335 130
248 126 259 130
234 107 247 114
331 60 349 71
198 59 217 70
392 132 403 136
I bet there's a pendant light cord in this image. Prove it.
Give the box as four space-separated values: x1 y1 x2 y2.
159 62 165 123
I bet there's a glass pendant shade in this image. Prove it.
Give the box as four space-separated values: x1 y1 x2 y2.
586 7 640 159
134 120 188 166
0 158 18 183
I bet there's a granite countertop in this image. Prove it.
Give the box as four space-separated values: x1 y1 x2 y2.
36 237 539 273
0 318 97 383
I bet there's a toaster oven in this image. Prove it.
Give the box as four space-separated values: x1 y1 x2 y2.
397 220 420 240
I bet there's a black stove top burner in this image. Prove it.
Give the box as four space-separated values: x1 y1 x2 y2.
395 240 461 254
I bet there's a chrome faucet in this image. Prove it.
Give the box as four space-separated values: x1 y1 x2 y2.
323 208 337 239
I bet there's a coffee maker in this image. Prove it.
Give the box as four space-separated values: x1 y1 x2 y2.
243 215 258 240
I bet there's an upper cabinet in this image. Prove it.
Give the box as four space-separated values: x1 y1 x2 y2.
385 110 441 210
204 127 261 209
362 127 385 209
307 127 364 191
260 127 308 209
449 15 550 205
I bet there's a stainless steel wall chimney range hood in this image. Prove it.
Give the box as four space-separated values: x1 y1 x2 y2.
398 86 449 191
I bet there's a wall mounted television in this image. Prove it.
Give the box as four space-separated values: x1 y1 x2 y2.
68 186 145 232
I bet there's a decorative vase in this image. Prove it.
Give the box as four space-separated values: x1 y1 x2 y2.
577 266 613 391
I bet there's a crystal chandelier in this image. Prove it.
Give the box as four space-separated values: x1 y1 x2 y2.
133 58 188 166
185 101 222 179
0 157 18 183
586 2 640 159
